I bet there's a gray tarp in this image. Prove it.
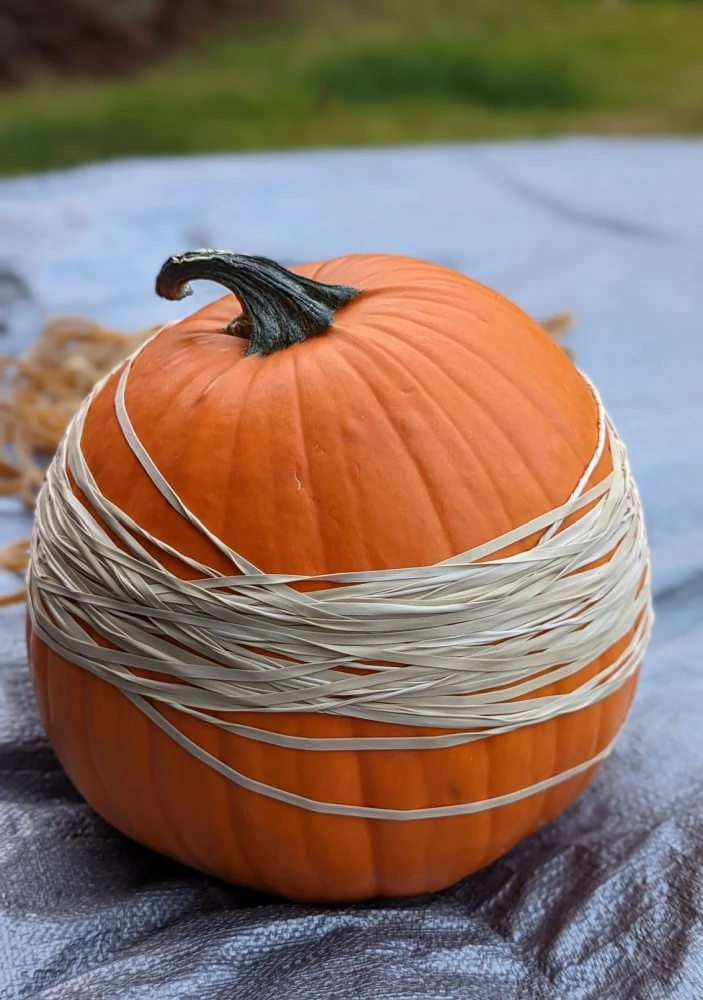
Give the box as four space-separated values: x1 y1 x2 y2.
0 138 701 999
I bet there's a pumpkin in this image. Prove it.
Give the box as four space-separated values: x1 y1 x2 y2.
27 251 647 902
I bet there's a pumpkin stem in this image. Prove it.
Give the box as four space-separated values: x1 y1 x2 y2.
155 250 361 356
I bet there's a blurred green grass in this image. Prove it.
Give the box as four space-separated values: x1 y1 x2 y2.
0 0 702 176
308 41 592 109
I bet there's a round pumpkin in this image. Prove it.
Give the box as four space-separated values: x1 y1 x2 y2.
27 251 646 902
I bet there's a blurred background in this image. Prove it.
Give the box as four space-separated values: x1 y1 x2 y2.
0 0 701 176
3 8 703 998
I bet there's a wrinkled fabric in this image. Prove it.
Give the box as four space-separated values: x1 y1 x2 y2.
1 138 702 1000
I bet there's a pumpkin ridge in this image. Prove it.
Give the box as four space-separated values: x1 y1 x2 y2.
292 732 341 901
382 319 588 520
79 675 137 844
315 254 449 286
218 724 285 896
531 702 561 843
215 725 263 892
218 362 256 552
290 348 349 571
51 653 128 842
376 303 593 469
299 346 374 569
328 338 456 558
396 327 562 510
349 717 383 898
516 714 539 855
480 739 495 871
265 718 323 899
369 284 516 318
145 697 203 868
480 737 504 871
353 320 538 531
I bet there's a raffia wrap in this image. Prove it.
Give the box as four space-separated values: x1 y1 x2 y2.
28 339 653 821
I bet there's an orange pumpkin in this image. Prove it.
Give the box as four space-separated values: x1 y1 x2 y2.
27 251 643 902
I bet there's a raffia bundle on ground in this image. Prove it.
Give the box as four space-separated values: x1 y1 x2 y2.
0 316 158 603
23 250 651 902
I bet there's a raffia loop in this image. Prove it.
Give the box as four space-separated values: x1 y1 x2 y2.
28 342 653 820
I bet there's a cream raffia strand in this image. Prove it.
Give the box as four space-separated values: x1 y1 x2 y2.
28 338 653 821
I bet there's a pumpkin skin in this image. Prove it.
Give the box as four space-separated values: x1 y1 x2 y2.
27 253 640 902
